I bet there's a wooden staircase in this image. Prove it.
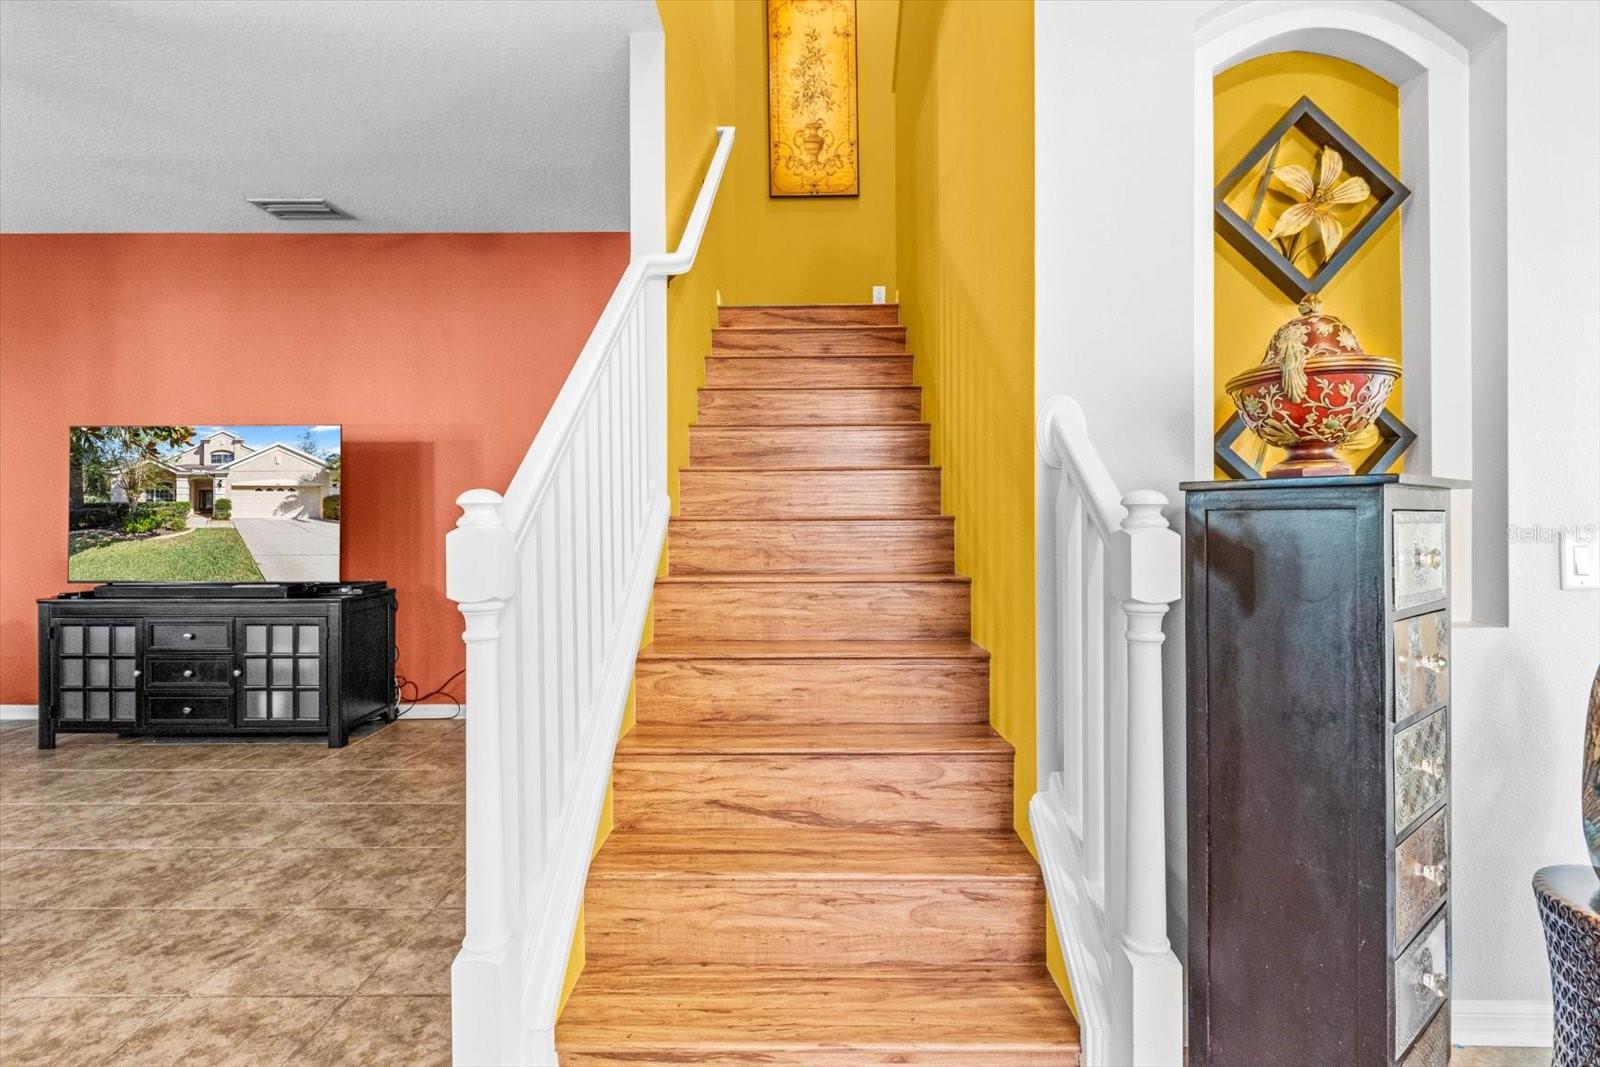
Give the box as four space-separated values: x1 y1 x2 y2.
555 304 1080 1065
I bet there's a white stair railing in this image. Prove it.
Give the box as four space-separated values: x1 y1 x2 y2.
1033 395 1183 1067
445 123 733 1066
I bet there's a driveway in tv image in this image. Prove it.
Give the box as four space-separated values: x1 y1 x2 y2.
233 518 340 582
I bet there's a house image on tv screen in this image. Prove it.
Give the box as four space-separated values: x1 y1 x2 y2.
69 424 341 584
121 430 333 520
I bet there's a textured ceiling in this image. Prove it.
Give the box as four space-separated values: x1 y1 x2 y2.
0 0 659 232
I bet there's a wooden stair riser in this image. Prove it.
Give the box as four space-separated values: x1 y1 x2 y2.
718 304 901 328
704 354 913 387
653 580 970 641
712 325 906 353
563 1051 1077 1066
678 468 942 518
634 657 990 725
669 519 954 575
584 877 1044 968
611 754 1013 832
690 425 930 468
698 387 921 425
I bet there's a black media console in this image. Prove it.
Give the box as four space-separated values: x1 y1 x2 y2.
37 582 398 748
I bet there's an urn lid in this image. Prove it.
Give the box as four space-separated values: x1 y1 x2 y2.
1246 293 1393 403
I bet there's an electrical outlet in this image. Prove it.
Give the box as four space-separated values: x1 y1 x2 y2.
871 285 887 304
1562 527 1600 590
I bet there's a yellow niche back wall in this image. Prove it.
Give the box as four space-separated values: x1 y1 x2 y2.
1214 53 1404 473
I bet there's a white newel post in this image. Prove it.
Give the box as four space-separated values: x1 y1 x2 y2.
1114 489 1183 1067
447 489 522 1066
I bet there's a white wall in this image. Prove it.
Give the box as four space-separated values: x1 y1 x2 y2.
1036 0 1600 1042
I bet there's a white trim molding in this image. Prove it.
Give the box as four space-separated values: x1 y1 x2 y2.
1034 395 1183 1067
1453 999 1555 1049
0 704 39 721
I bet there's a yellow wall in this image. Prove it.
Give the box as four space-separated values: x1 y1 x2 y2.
894 0 1052 989
1214 53 1403 473
722 0 899 304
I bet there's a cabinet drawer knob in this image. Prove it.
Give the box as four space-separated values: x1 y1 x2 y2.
132 669 142 678
1419 971 1448 997
182 632 195 640
233 669 243 677
182 669 194 678
1412 545 1443 571
1414 862 1446 885
1421 653 1449 673
181 705 193 715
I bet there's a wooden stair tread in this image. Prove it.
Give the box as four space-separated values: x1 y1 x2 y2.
557 965 1080 1055
588 828 1037 880
639 638 988 660
706 348 914 357
723 303 900 311
655 572 969 585
619 723 1008 756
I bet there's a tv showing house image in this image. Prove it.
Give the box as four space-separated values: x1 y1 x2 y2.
68 425 341 583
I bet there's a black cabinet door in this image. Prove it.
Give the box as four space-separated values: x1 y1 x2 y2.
235 618 326 726
51 619 140 726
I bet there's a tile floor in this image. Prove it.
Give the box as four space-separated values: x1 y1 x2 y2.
0 716 1556 1066
0 715 462 1066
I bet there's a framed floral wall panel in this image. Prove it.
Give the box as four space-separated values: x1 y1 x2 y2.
767 0 859 197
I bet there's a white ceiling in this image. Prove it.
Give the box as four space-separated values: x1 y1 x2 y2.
0 0 659 233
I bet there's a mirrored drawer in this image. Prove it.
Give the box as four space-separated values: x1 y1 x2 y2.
1398 1000 1450 1067
1393 511 1447 610
148 621 232 651
1395 710 1447 833
1394 612 1450 721
1395 807 1448 946
1394 909 1448 1057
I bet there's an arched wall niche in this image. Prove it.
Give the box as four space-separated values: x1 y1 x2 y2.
1193 0 1508 624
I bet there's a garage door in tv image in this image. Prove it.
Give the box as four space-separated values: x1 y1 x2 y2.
67 424 342 583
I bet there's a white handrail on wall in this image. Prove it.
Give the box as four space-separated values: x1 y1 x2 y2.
1033 395 1183 1067
445 115 735 1067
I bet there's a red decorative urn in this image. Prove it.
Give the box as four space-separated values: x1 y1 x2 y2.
1225 295 1402 478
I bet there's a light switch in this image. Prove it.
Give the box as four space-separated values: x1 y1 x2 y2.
1561 527 1600 590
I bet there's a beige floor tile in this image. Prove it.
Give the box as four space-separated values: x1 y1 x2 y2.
304 848 463 909
0 994 182 1066
399 746 465 771
108 994 345 1067
29 909 286 995
137 769 295 805
0 907 126 995
1 847 130 907
265 768 392 804
2 770 180 806
223 744 342 770
289 994 451 1067
172 847 352 909
357 909 462 995
199 907 428 996
158 804 322 848
43 848 248 909
69 744 254 770
368 768 464 805
440 878 465 907
267 803 457 849
0 803 187 849
316 741 430 769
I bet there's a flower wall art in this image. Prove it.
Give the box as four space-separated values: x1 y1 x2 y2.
768 0 859 197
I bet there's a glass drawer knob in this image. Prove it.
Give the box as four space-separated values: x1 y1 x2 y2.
1414 862 1446 884
182 632 195 640
1419 972 1448 997
1421 653 1449 672
182 669 194 678
1413 545 1443 570
181 705 193 715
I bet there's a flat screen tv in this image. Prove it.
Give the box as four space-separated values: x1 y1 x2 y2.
68 424 342 583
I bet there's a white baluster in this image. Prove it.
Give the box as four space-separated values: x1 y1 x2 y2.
446 488 518 1065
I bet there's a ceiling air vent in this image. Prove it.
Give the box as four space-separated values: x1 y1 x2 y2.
246 198 354 221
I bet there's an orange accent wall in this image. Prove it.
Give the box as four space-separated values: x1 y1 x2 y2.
0 233 628 704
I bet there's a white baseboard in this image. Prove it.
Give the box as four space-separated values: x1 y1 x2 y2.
1 704 39 721
1453 999 1554 1048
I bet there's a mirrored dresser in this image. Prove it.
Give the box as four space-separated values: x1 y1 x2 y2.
1184 475 1454 1066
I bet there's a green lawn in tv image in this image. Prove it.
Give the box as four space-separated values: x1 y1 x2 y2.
68 528 266 582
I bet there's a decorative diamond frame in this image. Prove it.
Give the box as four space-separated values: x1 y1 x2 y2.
1214 408 1417 480
1215 96 1411 301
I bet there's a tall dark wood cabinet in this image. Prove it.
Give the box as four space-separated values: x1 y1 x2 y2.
1184 476 1454 1067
